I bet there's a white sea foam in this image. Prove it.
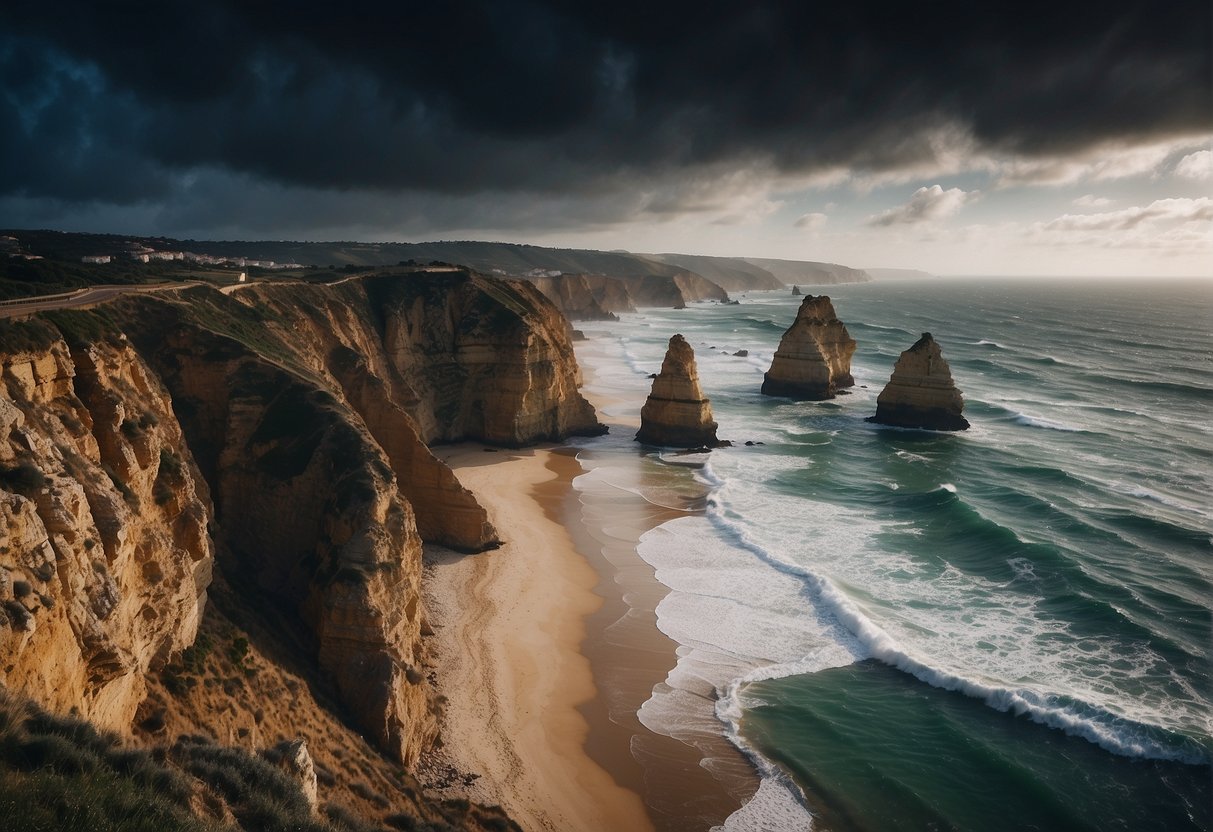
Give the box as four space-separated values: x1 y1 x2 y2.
1117 483 1211 519
572 293 1212 828
1011 411 1085 432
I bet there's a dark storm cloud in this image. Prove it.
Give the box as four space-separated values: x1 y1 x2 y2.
2 0 1210 217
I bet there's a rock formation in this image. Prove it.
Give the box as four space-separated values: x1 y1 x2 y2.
0 332 212 732
761 295 857 400
636 335 721 447
792 285 801 296
869 332 970 431
0 266 605 773
529 274 619 321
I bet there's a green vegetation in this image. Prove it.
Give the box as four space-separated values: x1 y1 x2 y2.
0 691 206 832
0 317 60 352
0 690 420 831
0 256 143 301
0 461 47 495
40 308 121 347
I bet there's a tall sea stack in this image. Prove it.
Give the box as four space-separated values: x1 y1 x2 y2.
869 332 970 430
761 295 857 400
636 335 721 447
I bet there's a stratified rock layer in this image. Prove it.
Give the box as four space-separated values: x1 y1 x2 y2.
636 335 720 447
1 267 604 769
0 335 212 732
761 295 857 400
869 332 970 431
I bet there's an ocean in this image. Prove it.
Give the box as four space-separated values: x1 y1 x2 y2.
568 278 1212 831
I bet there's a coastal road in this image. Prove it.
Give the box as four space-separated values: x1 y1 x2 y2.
0 282 201 319
1 265 468 318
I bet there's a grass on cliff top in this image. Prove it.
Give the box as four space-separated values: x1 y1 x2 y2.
0 689 408 832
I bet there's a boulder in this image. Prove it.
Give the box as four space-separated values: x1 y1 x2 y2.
868 333 969 431
761 296 856 400
636 335 721 448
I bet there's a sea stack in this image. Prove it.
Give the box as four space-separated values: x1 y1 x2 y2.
869 332 970 430
761 295 857 400
636 335 721 447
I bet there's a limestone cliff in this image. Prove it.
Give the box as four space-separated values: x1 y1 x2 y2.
0 267 602 777
869 332 970 431
761 295 857 400
636 335 722 448
0 326 211 733
363 272 605 447
529 274 619 321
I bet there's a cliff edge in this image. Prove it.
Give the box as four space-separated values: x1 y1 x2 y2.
0 268 602 824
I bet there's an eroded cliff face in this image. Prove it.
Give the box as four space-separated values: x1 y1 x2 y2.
761 295 857 400
522 270 726 315
0 268 601 772
530 274 619 321
0 329 211 732
364 272 604 447
869 332 970 431
636 334 721 448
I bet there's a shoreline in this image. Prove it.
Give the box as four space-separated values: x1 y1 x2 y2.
420 443 655 832
419 328 771 832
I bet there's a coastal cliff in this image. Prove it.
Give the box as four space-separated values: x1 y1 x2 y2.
0 332 211 732
0 268 599 827
636 335 721 448
869 332 970 431
761 295 857 400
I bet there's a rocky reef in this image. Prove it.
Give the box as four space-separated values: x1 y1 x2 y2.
0 267 603 784
869 332 970 431
761 295 857 400
636 335 722 448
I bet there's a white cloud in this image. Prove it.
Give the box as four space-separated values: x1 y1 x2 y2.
1043 197 1213 232
867 185 974 226
1025 197 1213 264
1073 194 1114 208
1174 149 1212 181
994 135 1212 187
794 212 828 230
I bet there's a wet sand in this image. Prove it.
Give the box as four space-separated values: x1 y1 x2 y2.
422 444 655 832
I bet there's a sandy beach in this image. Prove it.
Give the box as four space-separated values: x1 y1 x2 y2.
422 444 655 832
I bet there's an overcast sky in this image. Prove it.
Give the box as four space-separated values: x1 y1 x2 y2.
2 2 1210 276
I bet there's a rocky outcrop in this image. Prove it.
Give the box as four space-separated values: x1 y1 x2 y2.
529 274 619 321
267 739 319 813
868 332 970 431
1 267 603 771
761 295 857 400
791 285 801 296
365 272 605 447
0 331 211 733
636 335 721 448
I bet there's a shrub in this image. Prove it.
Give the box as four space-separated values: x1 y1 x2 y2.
384 812 419 830
0 461 47 494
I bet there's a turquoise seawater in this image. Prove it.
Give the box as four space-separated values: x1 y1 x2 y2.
572 278 1212 831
